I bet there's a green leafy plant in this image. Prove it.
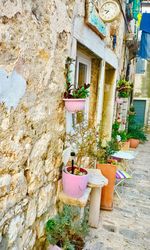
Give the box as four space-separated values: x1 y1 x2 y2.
64 57 90 99
95 139 119 164
119 130 128 142
46 205 89 250
65 122 98 168
112 120 128 142
127 112 147 142
116 78 133 98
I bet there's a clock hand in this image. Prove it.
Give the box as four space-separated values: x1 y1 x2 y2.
105 10 109 14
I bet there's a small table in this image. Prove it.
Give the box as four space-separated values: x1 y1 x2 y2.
111 150 137 160
111 150 138 173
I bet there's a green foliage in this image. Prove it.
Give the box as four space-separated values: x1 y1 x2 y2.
64 57 90 99
96 139 119 164
112 120 127 142
119 130 128 142
112 120 120 139
46 205 89 249
117 78 133 98
127 113 147 142
66 123 98 167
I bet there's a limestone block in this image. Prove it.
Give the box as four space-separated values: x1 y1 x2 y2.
29 132 52 160
1 118 9 131
0 198 28 228
0 190 27 218
37 184 53 217
0 174 11 198
19 229 36 250
27 160 47 195
44 157 54 174
25 199 37 227
10 172 27 195
0 0 22 18
7 214 24 246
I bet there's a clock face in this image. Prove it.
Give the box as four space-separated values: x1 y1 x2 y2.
99 1 120 22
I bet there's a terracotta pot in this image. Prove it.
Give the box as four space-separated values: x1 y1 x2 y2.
129 138 139 148
63 99 86 113
119 140 130 151
96 164 116 211
62 166 88 198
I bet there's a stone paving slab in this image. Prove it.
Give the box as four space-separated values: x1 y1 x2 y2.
84 138 150 250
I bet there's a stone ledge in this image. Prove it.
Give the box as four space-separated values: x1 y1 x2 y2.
59 187 91 208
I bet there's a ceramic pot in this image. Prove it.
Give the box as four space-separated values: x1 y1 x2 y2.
62 166 88 198
63 99 86 113
96 164 116 211
129 138 139 148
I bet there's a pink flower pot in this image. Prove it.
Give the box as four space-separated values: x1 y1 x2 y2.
63 99 86 113
62 166 88 198
116 98 123 104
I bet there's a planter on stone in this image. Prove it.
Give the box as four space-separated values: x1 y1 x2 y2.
129 138 139 148
63 98 86 113
119 140 130 151
62 166 88 198
96 163 117 211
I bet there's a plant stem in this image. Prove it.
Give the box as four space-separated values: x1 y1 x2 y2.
72 159 74 174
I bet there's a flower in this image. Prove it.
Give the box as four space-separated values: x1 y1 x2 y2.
116 135 121 142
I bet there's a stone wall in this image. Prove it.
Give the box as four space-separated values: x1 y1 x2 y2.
0 0 76 249
0 0 126 249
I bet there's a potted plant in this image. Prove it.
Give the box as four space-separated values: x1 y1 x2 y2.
96 139 119 210
62 160 89 198
46 205 89 250
127 111 147 148
116 78 133 98
118 130 130 150
112 120 130 150
63 124 99 198
63 57 90 113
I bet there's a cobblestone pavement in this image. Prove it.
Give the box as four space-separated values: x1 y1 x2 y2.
84 138 150 250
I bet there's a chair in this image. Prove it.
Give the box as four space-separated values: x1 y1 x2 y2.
115 169 132 200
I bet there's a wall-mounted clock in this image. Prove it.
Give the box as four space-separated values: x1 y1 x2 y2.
99 0 120 23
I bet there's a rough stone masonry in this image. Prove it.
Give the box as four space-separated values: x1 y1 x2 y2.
0 0 76 249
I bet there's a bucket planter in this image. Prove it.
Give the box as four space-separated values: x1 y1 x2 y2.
62 166 88 198
119 140 130 151
129 138 139 148
96 163 117 211
63 99 86 113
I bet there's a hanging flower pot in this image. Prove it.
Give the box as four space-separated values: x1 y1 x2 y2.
63 57 90 113
62 166 88 198
116 97 123 104
63 98 86 113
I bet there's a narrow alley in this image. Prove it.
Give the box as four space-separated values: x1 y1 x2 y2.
84 138 150 250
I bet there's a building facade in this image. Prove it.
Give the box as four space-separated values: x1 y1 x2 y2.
0 0 131 249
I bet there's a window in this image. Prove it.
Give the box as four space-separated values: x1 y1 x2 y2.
66 52 91 133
